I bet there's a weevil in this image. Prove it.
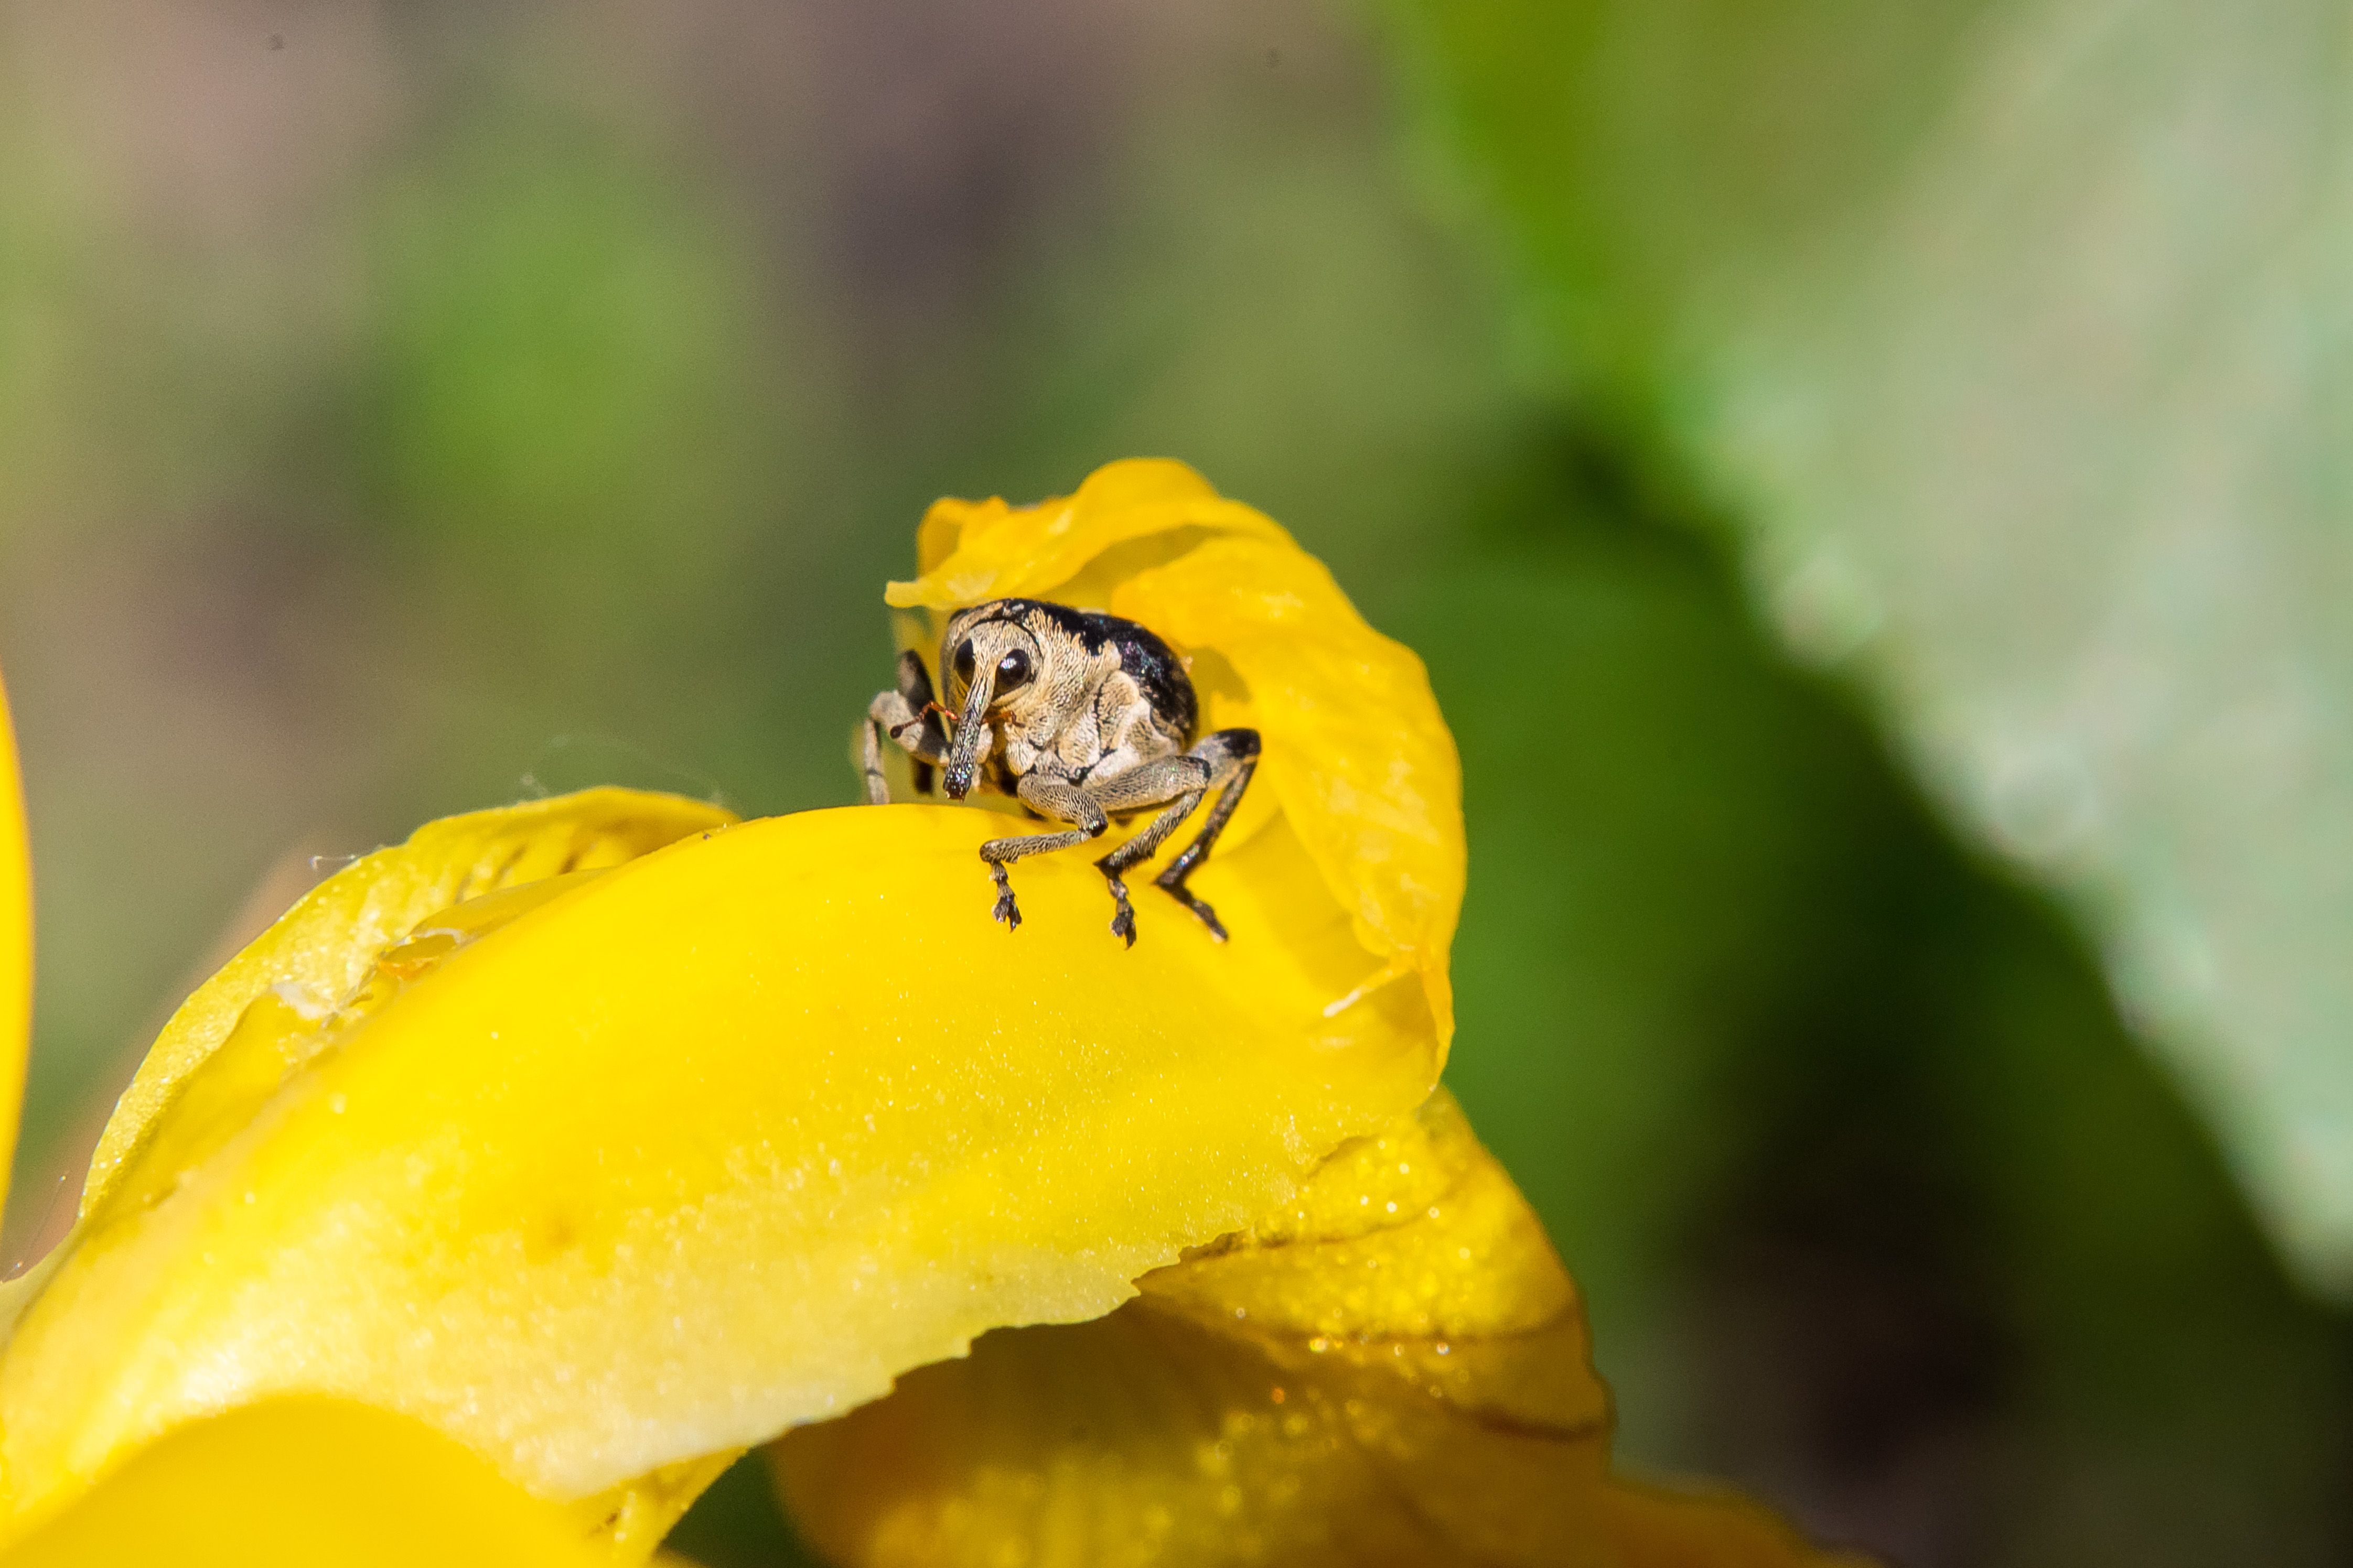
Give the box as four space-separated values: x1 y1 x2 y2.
861 598 1260 946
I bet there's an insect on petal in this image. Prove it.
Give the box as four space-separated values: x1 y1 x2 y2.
0 467 1836 1568
887 460 1465 1061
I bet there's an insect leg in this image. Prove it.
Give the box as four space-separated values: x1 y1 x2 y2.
859 712 889 805
977 775 1109 933
897 652 948 798
1086 757 1215 947
1153 729 1261 942
862 652 950 805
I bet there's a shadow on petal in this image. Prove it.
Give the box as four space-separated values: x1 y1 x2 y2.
773 1094 1860 1567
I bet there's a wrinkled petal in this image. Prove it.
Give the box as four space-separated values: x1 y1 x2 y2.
0 798 1442 1548
887 459 1462 1054
82 786 737 1216
0 679 28 1220
772 1093 1852 1567
0 1399 626 1567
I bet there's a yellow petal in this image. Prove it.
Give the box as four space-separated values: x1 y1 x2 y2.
885 459 1463 1058
0 799 1441 1542
0 1399 617 1567
772 1092 1852 1567
0 678 27 1217
80 786 738 1217
895 459 1295 608
1113 537 1462 1041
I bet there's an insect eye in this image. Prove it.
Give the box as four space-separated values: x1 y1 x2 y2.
995 648 1033 693
952 641 976 686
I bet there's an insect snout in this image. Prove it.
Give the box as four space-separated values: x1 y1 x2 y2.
941 629 1035 798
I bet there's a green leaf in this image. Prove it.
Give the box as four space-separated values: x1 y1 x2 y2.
1391 0 2353 1295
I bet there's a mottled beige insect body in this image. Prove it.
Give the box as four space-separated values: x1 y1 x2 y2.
861 598 1259 946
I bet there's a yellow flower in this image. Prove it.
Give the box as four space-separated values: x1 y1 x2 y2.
0 461 1850 1566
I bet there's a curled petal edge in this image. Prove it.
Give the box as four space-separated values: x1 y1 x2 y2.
774 1091 1864 1568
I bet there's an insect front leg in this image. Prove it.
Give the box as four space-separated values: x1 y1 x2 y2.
1152 729 1260 942
1087 756 1215 947
977 775 1109 933
862 651 951 805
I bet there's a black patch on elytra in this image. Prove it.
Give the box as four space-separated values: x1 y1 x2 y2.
1112 625 1197 739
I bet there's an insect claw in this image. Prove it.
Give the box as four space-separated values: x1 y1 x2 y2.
1103 873 1138 948
989 863 1022 932
1158 880 1228 942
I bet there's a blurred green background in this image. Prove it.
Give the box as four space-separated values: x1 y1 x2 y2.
1 4 2346 1565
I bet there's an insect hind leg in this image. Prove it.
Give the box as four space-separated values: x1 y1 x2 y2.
1087 757 1214 948
1153 729 1260 942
